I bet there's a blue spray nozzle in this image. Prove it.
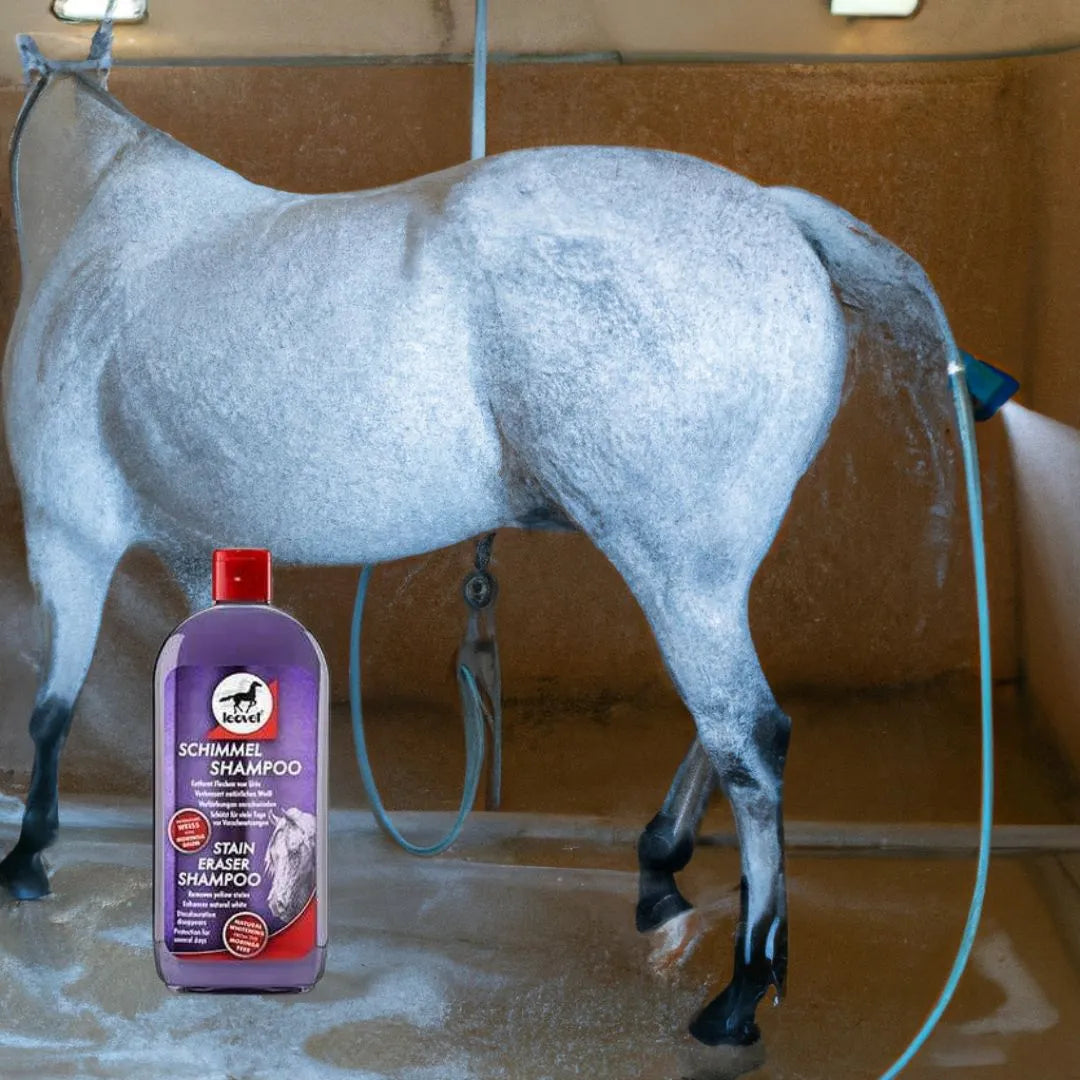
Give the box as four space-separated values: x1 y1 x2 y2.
960 349 1019 422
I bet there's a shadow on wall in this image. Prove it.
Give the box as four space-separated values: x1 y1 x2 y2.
1004 402 1080 771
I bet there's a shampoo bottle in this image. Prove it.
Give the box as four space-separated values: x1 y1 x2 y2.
154 549 328 991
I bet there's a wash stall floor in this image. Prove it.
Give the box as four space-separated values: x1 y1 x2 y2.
2 679 1078 1079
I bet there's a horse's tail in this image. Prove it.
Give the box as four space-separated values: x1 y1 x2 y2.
768 183 961 578
769 184 962 378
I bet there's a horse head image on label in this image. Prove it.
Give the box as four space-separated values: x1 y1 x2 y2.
264 807 317 924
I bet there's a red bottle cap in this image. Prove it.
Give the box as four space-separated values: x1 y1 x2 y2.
212 549 272 603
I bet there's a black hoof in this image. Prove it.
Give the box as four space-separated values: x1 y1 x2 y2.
689 985 762 1047
0 846 52 900
636 888 693 933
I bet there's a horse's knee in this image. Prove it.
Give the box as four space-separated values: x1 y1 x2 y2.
28 696 72 745
27 527 124 708
18 697 72 853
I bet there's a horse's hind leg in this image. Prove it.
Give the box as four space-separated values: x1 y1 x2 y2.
690 696 790 1046
630 580 790 1047
637 739 715 932
0 525 124 899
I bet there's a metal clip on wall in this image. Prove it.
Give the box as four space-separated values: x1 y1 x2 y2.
458 533 503 809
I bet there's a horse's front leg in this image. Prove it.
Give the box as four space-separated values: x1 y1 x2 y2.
0 526 123 899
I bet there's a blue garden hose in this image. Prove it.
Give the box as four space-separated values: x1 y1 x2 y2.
471 0 488 161
348 565 487 856
877 343 996 1077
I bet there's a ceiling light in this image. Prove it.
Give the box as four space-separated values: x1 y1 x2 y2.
52 0 147 23
831 0 919 15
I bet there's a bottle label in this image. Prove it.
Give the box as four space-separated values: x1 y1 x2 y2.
161 665 318 958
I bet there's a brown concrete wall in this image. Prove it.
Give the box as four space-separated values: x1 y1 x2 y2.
0 56 1032 789
1013 50 1080 771
4 0 1080 83
6 0 1080 84
1025 52 1080 430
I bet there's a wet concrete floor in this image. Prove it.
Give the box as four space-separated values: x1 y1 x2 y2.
1 678 1078 1078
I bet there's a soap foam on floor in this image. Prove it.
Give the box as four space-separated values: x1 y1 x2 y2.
2 803 1080 1079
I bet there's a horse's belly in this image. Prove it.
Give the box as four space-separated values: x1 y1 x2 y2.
203 443 502 564
105 354 508 563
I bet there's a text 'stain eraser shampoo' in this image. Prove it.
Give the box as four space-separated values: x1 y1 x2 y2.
154 549 329 991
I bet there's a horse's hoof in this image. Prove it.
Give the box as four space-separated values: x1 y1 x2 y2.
636 888 693 933
689 986 762 1047
0 847 52 900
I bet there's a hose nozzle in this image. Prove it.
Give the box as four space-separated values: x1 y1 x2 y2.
960 349 1019 422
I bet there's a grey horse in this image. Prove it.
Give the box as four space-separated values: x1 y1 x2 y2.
1 26 966 1046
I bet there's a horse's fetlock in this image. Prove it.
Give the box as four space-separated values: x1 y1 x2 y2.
638 814 694 872
20 806 59 849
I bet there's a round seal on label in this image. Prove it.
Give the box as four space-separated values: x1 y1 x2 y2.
167 807 211 853
223 911 269 958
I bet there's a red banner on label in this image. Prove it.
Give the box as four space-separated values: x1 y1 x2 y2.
179 896 317 962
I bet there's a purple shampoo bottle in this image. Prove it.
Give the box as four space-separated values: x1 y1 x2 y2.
154 549 328 991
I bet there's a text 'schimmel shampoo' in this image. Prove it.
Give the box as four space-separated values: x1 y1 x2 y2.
154 549 328 991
